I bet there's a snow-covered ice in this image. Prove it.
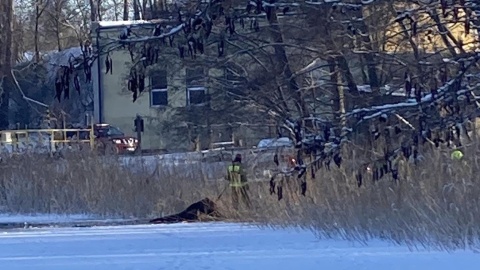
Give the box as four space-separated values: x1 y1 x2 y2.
0 222 479 270
0 213 133 225
0 213 96 224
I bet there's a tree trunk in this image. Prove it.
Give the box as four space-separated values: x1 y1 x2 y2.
3 0 13 67
428 9 466 55
351 1 379 92
148 0 156 19
133 0 140 20
265 1 307 118
55 3 62 51
89 0 97 21
34 0 41 63
328 58 346 133
12 20 20 64
97 0 103 21
0 0 13 129
141 0 148 19
315 3 359 96
123 0 129 20
113 0 119 20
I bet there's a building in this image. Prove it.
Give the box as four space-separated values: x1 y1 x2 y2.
90 20 274 152
90 4 477 152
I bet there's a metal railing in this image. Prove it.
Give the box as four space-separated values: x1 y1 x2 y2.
0 128 95 153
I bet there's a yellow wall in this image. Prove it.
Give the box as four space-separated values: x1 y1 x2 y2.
91 22 223 150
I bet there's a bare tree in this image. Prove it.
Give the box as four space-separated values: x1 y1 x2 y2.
123 0 129 20
41 0 480 188
89 0 103 21
34 0 49 62
135 0 480 194
0 0 14 129
133 0 140 20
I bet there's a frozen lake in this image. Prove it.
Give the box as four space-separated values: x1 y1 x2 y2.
0 222 479 270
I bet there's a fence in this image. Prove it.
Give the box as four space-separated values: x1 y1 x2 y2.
0 128 95 154
0 126 296 182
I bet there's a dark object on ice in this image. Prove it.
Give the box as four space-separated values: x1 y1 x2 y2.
149 198 221 224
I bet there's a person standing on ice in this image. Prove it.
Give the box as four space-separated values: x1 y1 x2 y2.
225 154 252 210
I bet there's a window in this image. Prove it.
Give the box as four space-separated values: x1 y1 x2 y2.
151 89 168 106
107 126 124 136
150 70 168 107
186 67 207 105
188 87 207 105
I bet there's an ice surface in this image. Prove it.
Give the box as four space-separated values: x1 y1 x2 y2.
0 214 95 224
0 213 135 225
0 222 479 270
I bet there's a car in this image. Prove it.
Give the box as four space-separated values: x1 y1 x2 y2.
256 137 294 149
68 124 139 155
250 137 296 180
92 124 139 155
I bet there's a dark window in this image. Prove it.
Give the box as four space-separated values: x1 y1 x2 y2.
188 87 206 105
151 89 168 106
151 70 168 89
186 67 207 105
186 67 205 88
107 126 124 136
151 70 168 106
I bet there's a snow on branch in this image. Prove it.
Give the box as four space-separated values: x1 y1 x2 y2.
304 0 367 8
348 53 480 121
269 48 480 200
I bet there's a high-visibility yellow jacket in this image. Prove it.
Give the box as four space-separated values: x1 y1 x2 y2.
226 162 248 187
451 149 464 160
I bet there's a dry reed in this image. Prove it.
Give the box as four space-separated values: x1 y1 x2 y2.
1 141 479 251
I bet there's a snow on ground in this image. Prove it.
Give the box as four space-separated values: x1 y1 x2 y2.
0 222 479 270
0 213 95 224
0 213 134 225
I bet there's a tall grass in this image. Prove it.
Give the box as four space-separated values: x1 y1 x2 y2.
1 142 480 251
0 151 224 218
249 141 480 251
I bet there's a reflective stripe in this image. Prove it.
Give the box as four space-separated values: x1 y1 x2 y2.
228 165 246 187
230 183 246 187
228 165 241 172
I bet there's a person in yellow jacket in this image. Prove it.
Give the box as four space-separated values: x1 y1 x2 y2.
225 154 252 210
451 149 464 160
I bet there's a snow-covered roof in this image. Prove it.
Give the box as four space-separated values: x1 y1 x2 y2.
43 47 84 82
46 47 84 67
97 20 152 28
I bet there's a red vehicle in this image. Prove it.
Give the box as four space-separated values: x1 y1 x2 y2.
69 123 138 155
92 124 139 155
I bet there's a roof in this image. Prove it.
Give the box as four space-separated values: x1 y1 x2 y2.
96 20 152 27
